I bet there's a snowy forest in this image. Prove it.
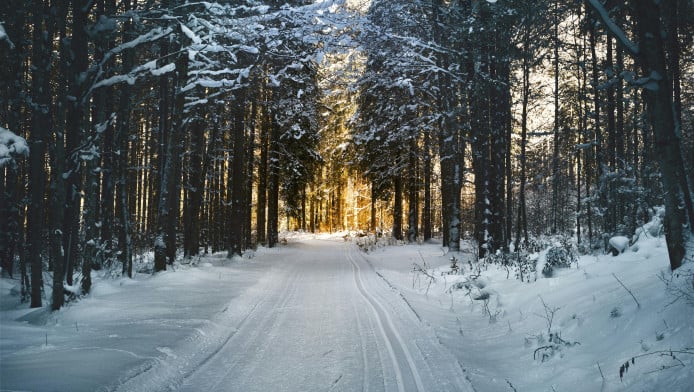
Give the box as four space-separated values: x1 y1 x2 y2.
3 0 692 308
1 0 694 391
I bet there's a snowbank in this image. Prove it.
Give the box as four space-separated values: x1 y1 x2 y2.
0 253 267 391
365 235 694 392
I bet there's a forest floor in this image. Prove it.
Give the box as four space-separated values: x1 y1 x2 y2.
1 232 693 391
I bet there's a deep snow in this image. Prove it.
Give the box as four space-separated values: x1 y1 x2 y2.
362 236 694 392
1 232 692 392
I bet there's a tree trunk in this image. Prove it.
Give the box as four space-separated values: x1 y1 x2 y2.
28 0 52 308
266 115 280 248
663 0 694 232
62 0 89 288
407 141 418 243
245 97 257 249
183 111 209 258
432 0 461 251
606 37 617 234
228 91 247 257
256 105 269 245
587 16 600 245
90 0 116 268
551 0 561 235
0 0 26 279
81 10 109 291
633 1 687 269
616 40 627 232
392 175 403 241
165 35 188 264
422 129 432 241
515 36 530 251
116 0 134 276
49 1 68 309
489 40 510 252
1 166 19 278
370 181 377 232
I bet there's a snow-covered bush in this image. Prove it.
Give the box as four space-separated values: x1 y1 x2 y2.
632 206 665 242
541 237 578 278
608 236 630 255
524 237 546 253
484 248 537 282
515 251 537 282
354 232 388 252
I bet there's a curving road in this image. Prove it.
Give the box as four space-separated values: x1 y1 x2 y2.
116 239 472 392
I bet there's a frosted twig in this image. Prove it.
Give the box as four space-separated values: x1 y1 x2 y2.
596 361 605 381
612 273 641 309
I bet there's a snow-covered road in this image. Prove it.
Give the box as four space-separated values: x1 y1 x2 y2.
122 239 471 392
4 234 691 391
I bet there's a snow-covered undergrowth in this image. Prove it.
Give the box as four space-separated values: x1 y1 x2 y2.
364 236 694 391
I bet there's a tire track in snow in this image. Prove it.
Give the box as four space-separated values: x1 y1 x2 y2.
177 265 302 392
349 256 372 392
109 268 283 392
353 244 474 392
346 244 425 392
215 266 303 388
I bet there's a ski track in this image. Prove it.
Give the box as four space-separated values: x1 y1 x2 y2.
112 239 472 392
346 244 424 392
183 267 302 392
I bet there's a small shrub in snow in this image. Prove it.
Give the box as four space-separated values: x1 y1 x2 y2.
484 250 507 265
473 291 490 301
411 262 436 294
484 248 537 282
532 297 579 362
448 281 468 292
524 237 546 253
655 330 665 341
541 237 577 278
618 349 694 381
354 233 388 253
481 296 502 324
525 334 544 348
658 265 694 307
533 332 580 362
448 256 460 274
514 251 536 282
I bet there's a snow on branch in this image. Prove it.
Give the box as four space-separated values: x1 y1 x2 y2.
0 126 29 167
584 0 638 56
102 26 174 66
180 23 202 45
87 26 175 96
0 23 16 49
90 59 176 91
